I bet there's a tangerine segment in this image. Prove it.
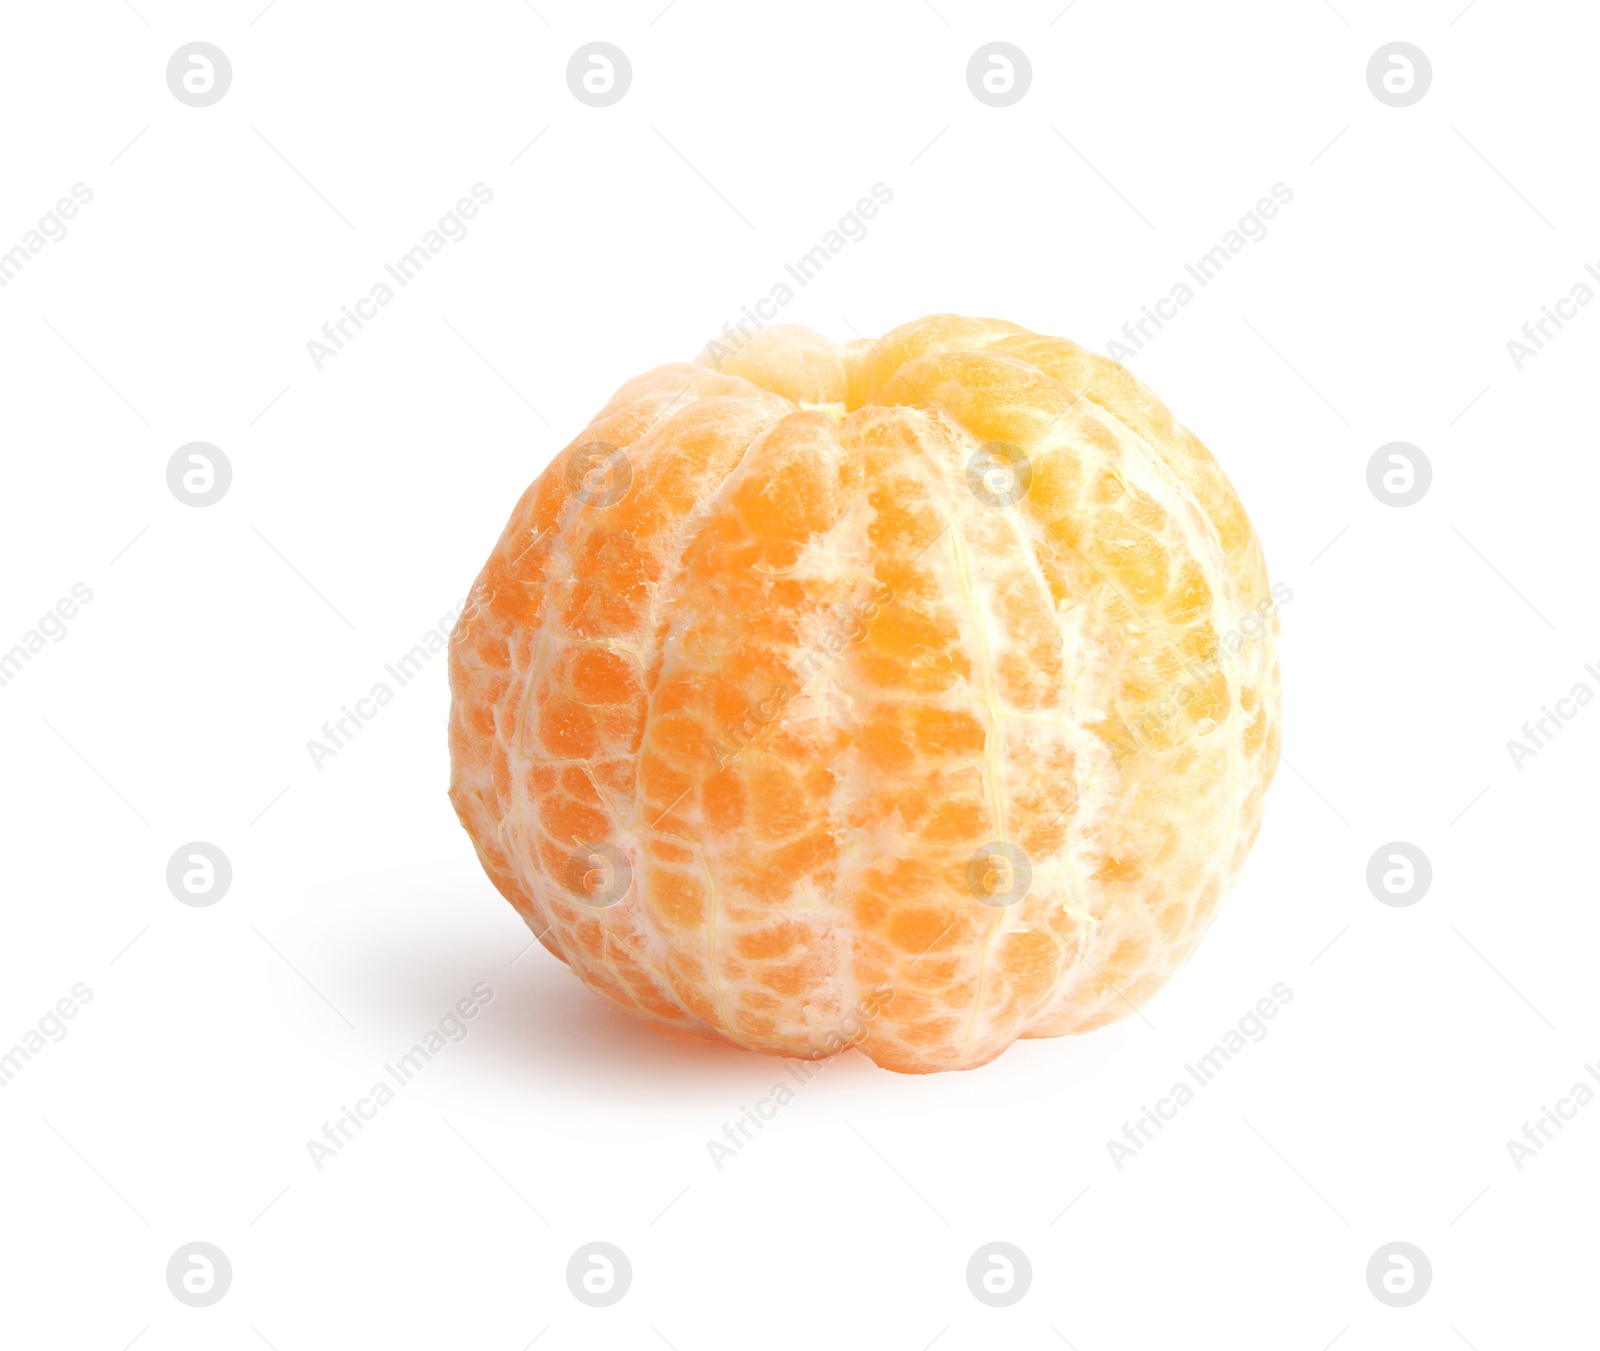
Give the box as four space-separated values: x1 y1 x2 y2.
448 316 1281 1073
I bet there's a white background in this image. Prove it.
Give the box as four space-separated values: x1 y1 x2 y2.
1 1 1596 1347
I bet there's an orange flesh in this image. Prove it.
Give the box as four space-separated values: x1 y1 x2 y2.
448 316 1281 1073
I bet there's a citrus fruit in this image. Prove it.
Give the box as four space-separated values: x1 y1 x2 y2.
448 315 1281 1073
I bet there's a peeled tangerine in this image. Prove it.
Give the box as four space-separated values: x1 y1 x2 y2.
448 315 1281 1073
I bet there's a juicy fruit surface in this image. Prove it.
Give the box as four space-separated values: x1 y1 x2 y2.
448 315 1281 1073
